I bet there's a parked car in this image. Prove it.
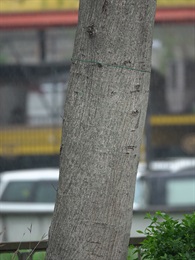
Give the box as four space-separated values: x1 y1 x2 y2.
0 168 59 204
0 168 59 242
0 167 145 242
139 167 195 209
0 165 193 242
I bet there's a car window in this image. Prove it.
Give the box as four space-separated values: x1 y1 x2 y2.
35 181 58 203
1 181 34 202
166 178 195 206
134 178 147 209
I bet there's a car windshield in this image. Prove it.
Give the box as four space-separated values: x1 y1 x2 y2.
134 177 147 209
1 180 58 203
166 178 195 206
35 181 58 203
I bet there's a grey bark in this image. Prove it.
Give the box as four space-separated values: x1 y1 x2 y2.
46 0 156 259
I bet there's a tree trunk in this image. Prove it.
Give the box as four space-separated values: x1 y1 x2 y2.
46 1 156 259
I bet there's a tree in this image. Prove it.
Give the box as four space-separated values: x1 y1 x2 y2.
46 0 156 259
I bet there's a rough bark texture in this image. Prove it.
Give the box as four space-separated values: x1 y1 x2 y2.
46 1 156 259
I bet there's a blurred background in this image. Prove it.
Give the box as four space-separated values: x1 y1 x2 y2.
0 0 194 242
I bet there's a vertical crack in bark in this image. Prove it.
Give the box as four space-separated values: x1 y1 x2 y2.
102 0 109 14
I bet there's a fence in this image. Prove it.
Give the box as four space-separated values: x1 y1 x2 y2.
0 237 144 260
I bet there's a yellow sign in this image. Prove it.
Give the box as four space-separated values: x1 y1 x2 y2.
0 0 194 13
0 126 61 156
157 0 195 7
0 0 79 13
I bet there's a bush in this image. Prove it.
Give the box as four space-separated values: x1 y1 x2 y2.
137 211 195 260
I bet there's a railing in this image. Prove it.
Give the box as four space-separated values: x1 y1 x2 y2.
0 237 145 260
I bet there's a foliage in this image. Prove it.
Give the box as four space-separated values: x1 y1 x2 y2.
136 211 195 260
127 245 138 260
0 251 45 260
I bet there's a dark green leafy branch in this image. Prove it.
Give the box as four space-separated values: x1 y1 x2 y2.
129 211 195 260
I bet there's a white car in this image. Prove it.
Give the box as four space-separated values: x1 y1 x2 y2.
0 167 143 242
0 168 59 242
0 168 59 212
0 167 142 209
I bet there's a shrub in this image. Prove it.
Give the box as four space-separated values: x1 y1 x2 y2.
137 211 195 260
